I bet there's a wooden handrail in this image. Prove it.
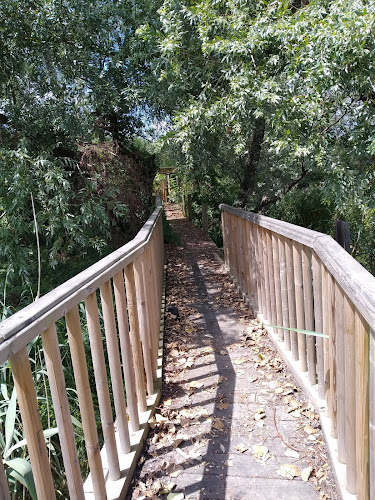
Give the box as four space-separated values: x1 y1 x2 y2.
220 204 374 500
0 206 164 499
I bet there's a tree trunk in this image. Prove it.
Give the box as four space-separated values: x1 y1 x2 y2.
238 117 265 207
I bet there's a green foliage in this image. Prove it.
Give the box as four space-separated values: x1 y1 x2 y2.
162 212 182 246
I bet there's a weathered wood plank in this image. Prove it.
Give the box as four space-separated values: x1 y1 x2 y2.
293 242 307 372
312 254 324 399
278 236 290 350
285 239 298 359
302 246 316 384
335 283 346 462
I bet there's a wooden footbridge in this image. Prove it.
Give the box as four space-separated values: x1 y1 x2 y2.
0 203 373 499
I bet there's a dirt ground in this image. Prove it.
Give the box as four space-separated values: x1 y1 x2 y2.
127 204 339 500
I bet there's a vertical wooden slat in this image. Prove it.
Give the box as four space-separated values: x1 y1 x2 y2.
248 221 258 310
369 327 375 500
42 324 85 500
328 274 337 439
272 233 283 340
293 242 307 372
233 215 241 285
345 295 356 494
302 246 316 384
124 262 147 413
312 254 324 399
65 307 107 499
100 280 131 454
322 266 331 416
134 255 154 397
286 239 298 360
238 217 246 295
10 347 56 500
261 228 272 323
0 455 10 500
244 218 252 300
113 270 140 432
145 244 158 377
221 210 228 270
335 283 346 462
255 225 265 315
355 311 369 500
266 230 277 331
85 292 120 481
278 236 290 350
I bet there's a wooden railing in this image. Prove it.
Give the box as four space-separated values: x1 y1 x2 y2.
220 204 374 500
0 206 164 499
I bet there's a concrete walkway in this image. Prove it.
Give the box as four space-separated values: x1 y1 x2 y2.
128 204 338 500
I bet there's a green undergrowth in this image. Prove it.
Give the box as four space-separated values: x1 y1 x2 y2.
162 212 182 246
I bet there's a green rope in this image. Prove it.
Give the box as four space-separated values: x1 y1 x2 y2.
263 323 329 339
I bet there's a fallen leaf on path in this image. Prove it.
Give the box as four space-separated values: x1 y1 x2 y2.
167 493 184 500
254 408 266 421
235 444 248 453
277 464 300 479
252 445 269 463
220 350 228 355
203 346 215 353
301 467 313 482
218 402 229 410
236 369 245 376
284 448 300 459
304 425 317 435
234 358 248 365
187 380 204 389
248 377 258 383
213 418 224 430
225 459 233 467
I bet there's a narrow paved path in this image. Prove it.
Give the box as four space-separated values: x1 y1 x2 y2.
128 204 338 500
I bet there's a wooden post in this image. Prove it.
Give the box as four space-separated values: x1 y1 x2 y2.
221 209 229 270
355 312 369 500
266 231 277 330
100 280 131 454
335 220 351 254
293 242 307 372
312 254 324 399
286 239 298 360
335 283 346 462
239 217 247 295
113 270 139 433
249 222 259 311
345 295 356 494
42 324 85 499
278 236 290 350
188 194 192 221
328 274 337 439
124 262 147 413
261 228 272 323
369 327 375 500
256 225 265 316
322 266 331 416
10 347 57 500
302 246 316 384
272 233 283 340
202 203 208 236
134 255 154 396
85 292 120 481
65 307 107 499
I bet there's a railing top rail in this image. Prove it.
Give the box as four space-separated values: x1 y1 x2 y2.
220 204 375 331
0 206 163 365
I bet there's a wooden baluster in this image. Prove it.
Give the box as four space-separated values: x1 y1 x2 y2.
233 215 241 286
344 295 356 494
244 219 251 300
266 231 277 330
248 222 257 310
302 246 316 384
100 280 131 454
261 228 272 323
113 270 139 432
312 254 324 399
152 230 162 367
286 239 298 360
278 236 290 350
255 225 265 315
322 266 331 416
272 233 283 340
124 262 147 413
238 217 245 295
65 307 107 499
0 454 10 500
134 255 154 396
221 210 229 270
369 327 375 500
10 347 56 500
355 311 369 500
335 283 346 462
85 292 120 481
293 242 307 372
146 244 158 377
328 274 337 438
42 324 85 499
